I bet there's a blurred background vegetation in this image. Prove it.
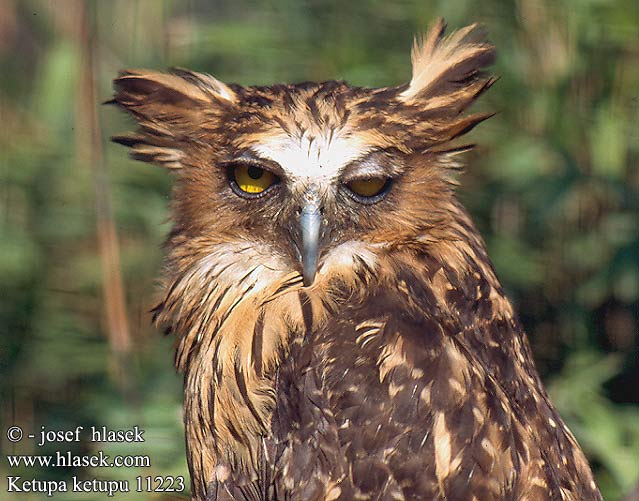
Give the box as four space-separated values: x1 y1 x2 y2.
0 0 637 499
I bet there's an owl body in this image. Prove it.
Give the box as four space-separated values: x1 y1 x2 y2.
112 20 601 501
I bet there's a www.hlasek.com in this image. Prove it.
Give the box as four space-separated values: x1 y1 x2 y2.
5 425 186 497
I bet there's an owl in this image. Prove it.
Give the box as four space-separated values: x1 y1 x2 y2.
111 19 601 501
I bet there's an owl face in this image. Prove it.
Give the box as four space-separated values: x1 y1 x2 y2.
191 90 396 285
164 82 465 287
112 21 494 287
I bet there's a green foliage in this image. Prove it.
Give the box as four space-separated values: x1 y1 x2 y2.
1 1 637 499
549 352 639 499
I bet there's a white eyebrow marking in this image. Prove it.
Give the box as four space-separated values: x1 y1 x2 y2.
252 130 369 183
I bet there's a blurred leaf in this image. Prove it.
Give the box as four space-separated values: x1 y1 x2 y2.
549 351 639 495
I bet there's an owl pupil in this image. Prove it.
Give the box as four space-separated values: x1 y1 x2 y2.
248 166 263 180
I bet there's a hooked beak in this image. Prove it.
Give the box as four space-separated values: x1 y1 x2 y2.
300 201 322 286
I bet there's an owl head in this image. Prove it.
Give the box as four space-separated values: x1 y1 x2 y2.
111 19 494 289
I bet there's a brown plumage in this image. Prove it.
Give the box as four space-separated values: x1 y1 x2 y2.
111 19 601 501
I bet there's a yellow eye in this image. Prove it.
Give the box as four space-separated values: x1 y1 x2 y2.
232 164 278 194
347 178 389 198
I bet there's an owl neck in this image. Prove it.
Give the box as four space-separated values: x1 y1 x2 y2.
155 223 517 498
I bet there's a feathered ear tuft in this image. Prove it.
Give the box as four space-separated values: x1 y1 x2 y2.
400 18 496 109
109 69 237 169
360 19 497 152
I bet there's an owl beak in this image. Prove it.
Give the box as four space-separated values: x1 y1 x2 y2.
300 201 322 286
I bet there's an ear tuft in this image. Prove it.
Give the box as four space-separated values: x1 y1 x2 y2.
113 68 236 107
169 67 237 103
111 69 237 169
400 18 496 110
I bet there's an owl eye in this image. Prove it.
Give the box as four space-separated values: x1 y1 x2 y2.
230 164 279 196
345 177 390 202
